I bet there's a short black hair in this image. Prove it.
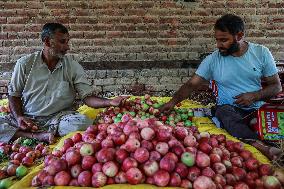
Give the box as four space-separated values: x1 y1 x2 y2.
214 14 244 35
41 23 68 42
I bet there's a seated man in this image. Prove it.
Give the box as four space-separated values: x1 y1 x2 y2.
160 14 282 160
0 23 127 144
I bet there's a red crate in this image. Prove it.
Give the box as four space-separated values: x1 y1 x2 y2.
255 104 284 140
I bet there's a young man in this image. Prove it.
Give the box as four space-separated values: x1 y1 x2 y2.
0 23 127 144
160 14 282 160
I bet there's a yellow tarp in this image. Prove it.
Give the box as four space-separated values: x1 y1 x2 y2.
0 97 270 189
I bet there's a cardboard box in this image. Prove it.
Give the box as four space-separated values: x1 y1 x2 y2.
256 104 284 140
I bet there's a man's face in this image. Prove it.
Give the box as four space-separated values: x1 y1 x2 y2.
48 31 70 59
215 30 240 56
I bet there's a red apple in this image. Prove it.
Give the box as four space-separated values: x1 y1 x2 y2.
92 171 107 187
153 170 170 187
78 170 92 187
70 164 83 178
126 167 143 185
102 161 118 177
82 155 96 170
54 171 71 186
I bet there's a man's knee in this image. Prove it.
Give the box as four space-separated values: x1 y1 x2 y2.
58 114 94 136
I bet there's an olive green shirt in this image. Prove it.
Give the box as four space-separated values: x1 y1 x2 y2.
8 51 93 116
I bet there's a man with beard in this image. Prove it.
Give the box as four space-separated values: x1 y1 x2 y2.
0 23 127 144
160 14 282 160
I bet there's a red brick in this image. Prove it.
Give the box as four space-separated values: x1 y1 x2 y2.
268 2 284 8
3 40 26 47
160 1 179 9
44 1 67 9
0 10 17 17
126 32 148 38
84 31 106 39
0 33 8 40
69 31 84 39
2 24 24 32
67 1 89 9
16 9 40 17
27 1 44 9
106 31 123 38
127 9 146 16
24 24 42 32
50 9 71 17
121 16 142 24
76 16 98 24
2 2 26 9
7 17 31 24
72 9 91 16
69 24 93 31
0 17 7 24
190 9 212 16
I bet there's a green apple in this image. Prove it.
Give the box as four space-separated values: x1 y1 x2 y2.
114 117 121 123
129 111 136 117
181 152 195 167
80 143 94 156
142 104 149 111
181 114 188 121
153 103 160 108
184 120 192 127
0 178 13 189
116 113 123 118
16 165 28 178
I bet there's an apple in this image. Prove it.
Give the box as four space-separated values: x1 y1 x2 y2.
115 149 129 163
42 175 55 186
92 172 107 187
0 178 13 189
140 127 155 141
122 157 138 172
187 166 201 182
134 147 149 163
159 157 175 172
102 161 118 177
72 133 82 143
65 150 81 166
16 165 28 178
153 170 170 187
181 152 195 167
143 160 159 177
54 171 71 186
245 158 259 171
92 163 103 174
71 164 83 178
175 163 188 178
155 142 169 155
80 143 94 156
193 176 216 189
82 155 96 170
96 148 115 163
126 167 143 185
115 171 127 184
78 170 92 187
149 151 161 161
7 164 18 176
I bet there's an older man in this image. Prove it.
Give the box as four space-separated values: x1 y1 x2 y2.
0 23 127 144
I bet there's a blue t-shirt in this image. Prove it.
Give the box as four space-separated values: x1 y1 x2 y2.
196 42 278 109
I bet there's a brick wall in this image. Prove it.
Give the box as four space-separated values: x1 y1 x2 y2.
1 0 284 98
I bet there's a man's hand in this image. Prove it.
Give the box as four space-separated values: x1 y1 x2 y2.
159 101 176 114
109 96 129 107
17 116 38 131
234 92 259 106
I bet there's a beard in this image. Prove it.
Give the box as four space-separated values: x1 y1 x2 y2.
48 48 66 59
219 40 240 56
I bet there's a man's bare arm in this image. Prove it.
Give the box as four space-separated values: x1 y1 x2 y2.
8 96 24 119
84 95 128 108
160 74 208 112
257 74 282 100
234 74 282 106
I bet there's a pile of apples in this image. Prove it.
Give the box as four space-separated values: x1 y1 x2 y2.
0 142 50 180
97 94 195 127
31 117 283 189
0 105 9 116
